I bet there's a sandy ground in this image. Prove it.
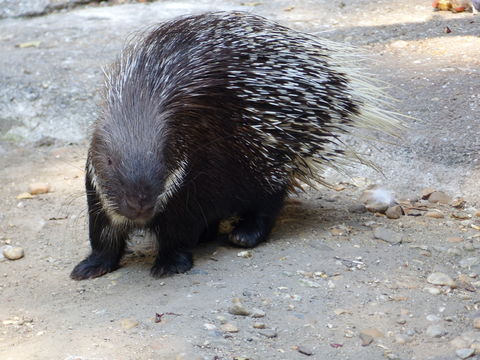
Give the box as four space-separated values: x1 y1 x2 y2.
1 1 480 359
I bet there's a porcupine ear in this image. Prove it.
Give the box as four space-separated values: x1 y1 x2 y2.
292 37 406 191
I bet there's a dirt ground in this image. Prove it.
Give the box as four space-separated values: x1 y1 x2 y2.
1 1 480 360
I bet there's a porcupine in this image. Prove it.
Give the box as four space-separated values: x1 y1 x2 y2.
71 11 401 280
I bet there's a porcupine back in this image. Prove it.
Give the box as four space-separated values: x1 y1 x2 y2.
100 11 401 194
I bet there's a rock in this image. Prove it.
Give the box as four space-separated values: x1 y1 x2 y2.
373 227 403 245
426 314 441 322
28 183 50 195
297 345 313 356
204 323 217 331
459 257 480 269
120 319 139 330
250 308 265 318
3 246 24 260
456 348 474 359
421 188 436 200
228 299 251 316
425 210 444 219
348 204 366 214
447 247 462 256
16 192 35 199
427 272 456 288
386 205 403 219
448 237 464 243
359 333 373 346
473 317 480 329
426 287 441 295
258 329 277 338
451 336 470 349
471 343 480 355
426 324 447 338
428 191 451 204
395 334 410 344
360 186 395 214
253 322 265 329
237 250 252 258
221 323 239 333
451 197 466 208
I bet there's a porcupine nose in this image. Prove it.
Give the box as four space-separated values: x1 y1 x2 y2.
124 193 155 221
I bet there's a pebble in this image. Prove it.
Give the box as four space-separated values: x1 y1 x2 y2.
221 323 239 333
428 191 451 204
28 182 50 195
395 334 410 344
237 250 252 258
447 247 462 256
473 317 480 329
427 272 456 288
361 187 395 214
456 348 474 359
253 322 265 329
459 257 480 269
297 345 313 356
258 329 277 338
426 287 441 295
204 323 217 331
228 298 251 316
120 319 139 330
3 246 24 260
426 324 447 338
386 205 403 219
448 237 464 243
425 210 444 219
359 333 373 346
463 243 475 252
426 314 441 322
373 227 403 245
451 336 470 349
250 308 265 318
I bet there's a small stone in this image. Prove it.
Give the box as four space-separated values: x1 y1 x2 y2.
3 246 24 260
237 250 252 258
426 314 441 322
451 197 466 208
297 345 313 356
228 298 251 316
448 237 464 243
348 204 366 214
473 317 480 329
258 329 277 338
359 333 373 346
361 187 395 214
395 334 410 344
426 324 447 338
250 308 265 318
428 191 451 204
426 287 441 295
386 205 403 219
427 272 456 288
451 336 470 349
456 348 474 359
463 243 475 252
120 319 139 330
475 210 480 217
16 192 34 199
459 257 480 269
425 210 444 219
447 247 462 256
221 323 239 333
471 343 480 355
421 188 436 199
28 183 50 195
253 322 265 329
373 227 403 245
204 323 217 331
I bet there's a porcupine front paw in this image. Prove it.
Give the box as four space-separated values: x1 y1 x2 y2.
70 254 120 280
150 251 193 278
228 216 266 248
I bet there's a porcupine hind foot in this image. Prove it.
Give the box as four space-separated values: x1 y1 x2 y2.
150 250 193 278
228 190 287 248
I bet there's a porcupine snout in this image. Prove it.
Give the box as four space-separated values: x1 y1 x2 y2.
122 192 155 221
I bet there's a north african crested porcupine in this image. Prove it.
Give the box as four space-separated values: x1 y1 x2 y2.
70 11 401 280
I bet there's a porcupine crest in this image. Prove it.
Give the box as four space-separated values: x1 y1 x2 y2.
92 11 401 215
